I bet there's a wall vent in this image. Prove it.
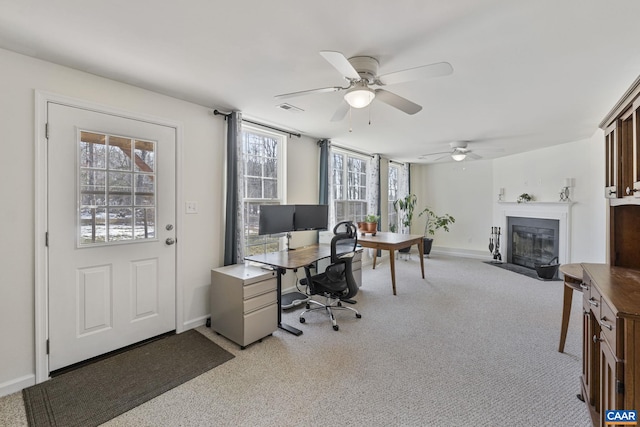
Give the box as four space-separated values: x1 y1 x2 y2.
277 103 304 113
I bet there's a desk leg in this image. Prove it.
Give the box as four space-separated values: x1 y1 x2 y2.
372 249 378 269
418 239 425 279
558 283 573 352
389 249 397 295
276 268 303 336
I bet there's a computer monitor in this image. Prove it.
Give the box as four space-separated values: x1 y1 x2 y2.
294 204 329 231
258 205 295 235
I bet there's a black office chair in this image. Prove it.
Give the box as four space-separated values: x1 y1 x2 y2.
299 221 362 331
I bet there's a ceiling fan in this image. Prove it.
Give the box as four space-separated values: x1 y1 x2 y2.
419 141 502 162
275 51 453 121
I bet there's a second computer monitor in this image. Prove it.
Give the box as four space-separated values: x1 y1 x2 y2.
294 204 329 231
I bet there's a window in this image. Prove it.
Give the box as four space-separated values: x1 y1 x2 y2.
332 149 368 224
78 131 156 245
388 164 399 231
242 126 286 256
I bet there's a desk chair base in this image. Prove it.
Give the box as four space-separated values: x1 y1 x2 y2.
299 296 361 331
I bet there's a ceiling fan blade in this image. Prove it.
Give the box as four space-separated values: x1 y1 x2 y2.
330 101 350 122
275 86 344 100
419 150 450 158
467 152 482 160
378 62 453 86
433 154 452 162
319 51 360 80
375 89 422 115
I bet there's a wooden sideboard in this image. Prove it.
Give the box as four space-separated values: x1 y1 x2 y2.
580 263 640 426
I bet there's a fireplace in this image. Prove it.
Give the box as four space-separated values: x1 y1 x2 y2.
507 217 559 269
498 201 572 266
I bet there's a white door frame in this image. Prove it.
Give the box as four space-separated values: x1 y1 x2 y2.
34 91 184 383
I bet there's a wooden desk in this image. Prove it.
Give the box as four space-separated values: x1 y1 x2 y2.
245 245 334 336
558 263 584 353
357 232 425 295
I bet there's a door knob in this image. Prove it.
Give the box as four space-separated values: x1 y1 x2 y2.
165 237 176 245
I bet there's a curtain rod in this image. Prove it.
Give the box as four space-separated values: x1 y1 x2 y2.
331 143 374 159
213 110 301 138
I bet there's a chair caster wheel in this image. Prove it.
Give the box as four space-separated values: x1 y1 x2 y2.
305 303 310 309
337 301 342 307
333 325 339 331
356 313 362 318
299 317 305 323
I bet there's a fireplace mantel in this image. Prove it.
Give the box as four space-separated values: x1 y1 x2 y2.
497 201 574 264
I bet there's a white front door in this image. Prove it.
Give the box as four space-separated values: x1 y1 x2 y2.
47 102 177 371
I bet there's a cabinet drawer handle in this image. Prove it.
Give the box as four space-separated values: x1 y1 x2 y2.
588 298 599 307
593 335 603 343
609 189 617 195
599 319 613 331
579 283 589 291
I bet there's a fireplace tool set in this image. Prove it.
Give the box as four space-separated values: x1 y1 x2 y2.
489 227 502 261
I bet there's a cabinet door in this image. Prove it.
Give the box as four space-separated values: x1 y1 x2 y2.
600 340 622 427
620 109 634 197
605 121 619 199
632 98 640 197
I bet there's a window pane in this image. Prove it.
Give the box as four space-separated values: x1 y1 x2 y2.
134 140 155 172
80 207 106 243
80 170 106 206
80 132 106 168
108 136 132 171
135 207 155 239
134 174 154 206
246 155 262 177
264 179 277 199
246 177 263 198
108 208 133 241
108 172 132 206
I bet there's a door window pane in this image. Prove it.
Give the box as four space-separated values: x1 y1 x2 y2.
79 131 157 245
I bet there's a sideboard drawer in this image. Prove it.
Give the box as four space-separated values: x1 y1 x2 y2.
599 299 618 354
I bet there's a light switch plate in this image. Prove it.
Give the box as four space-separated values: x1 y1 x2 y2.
185 201 198 214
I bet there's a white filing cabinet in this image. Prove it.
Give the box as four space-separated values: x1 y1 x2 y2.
210 264 278 349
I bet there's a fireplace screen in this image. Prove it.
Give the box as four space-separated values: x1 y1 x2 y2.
507 217 559 269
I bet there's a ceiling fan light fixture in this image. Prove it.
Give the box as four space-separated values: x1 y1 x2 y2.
344 85 375 108
451 152 466 162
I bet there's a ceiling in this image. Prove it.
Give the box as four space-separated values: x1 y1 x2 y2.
1 0 640 163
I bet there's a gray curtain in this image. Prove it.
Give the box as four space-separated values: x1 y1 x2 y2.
224 111 243 266
318 139 330 205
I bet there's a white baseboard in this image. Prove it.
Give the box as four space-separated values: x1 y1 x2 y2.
0 374 35 398
182 315 209 332
430 246 493 260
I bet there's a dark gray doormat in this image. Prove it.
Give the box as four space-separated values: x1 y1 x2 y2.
484 261 561 281
22 330 234 427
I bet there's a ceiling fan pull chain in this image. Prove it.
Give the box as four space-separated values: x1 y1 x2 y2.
349 106 353 133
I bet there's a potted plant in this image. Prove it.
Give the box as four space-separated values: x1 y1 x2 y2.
393 194 417 252
358 214 379 236
418 207 455 256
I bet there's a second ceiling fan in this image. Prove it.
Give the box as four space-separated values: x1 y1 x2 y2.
275 51 453 121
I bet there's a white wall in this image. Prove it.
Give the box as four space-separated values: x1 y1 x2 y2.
492 131 607 263
410 130 607 263
412 159 495 257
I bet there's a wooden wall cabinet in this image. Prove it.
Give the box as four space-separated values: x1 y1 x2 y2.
601 76 640 200
580 264 640 427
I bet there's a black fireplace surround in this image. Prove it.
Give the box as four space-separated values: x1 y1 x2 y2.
507 216 560 270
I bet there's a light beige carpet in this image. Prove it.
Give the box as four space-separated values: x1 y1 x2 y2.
1 254 590 426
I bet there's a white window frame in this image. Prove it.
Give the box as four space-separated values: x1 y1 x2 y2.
388 163 399 232
241 125 287 256
331 148 368 225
